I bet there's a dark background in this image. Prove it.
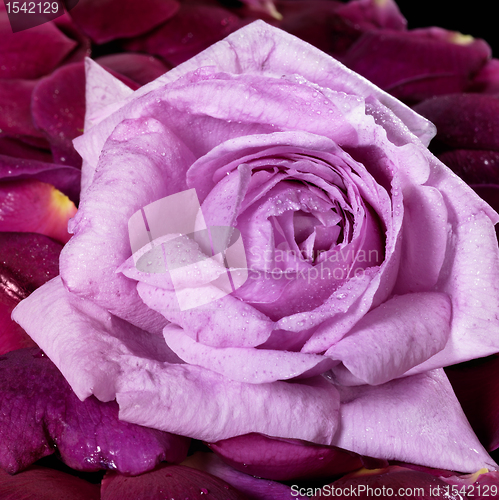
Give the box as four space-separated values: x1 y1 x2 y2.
395 1 497 56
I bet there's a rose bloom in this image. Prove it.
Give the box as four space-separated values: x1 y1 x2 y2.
12 20 499 475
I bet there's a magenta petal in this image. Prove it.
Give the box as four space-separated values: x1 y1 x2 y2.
332 369 496 472
0 466 100 500
95 53 171 86
101 464 246 500
68 0 180 43
414 94 499 151
208 433 362 481
0 12 77 79
343 28 491 103
327 293 452 385
0 347 190 474
0 232 61 354
184 452 310 500
0 79 43 138
123 3 242 66
0 137 52 162
32 62 85 167
446 355 499 451
0 154 81 204
468 58 499 94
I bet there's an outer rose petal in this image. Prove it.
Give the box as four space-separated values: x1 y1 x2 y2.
0 180 76 244
326 293 452 386
68 0 180 43
73 22 435 191
331 369 496 473
13 277 341 445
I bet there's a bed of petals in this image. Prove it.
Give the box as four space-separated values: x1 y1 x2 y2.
2 0 499 498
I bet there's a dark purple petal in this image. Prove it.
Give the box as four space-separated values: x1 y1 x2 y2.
68 0 180 43
95 53 171 86
437 149 499 185
343 28 491 104
0 180 77 244
276 0 405 57
0 232 62 354
413 94 499 151
100 464 247 500
53 12 92 64
0 7 77 79
32 62 85 168
468 58 499 93
0 466 100 500
446 355 499 451
123 3 243 66
208 433 363 481
0 347 190 474
0 154 81 204
314 466 462 499
0 79 43 138
0 137 52 163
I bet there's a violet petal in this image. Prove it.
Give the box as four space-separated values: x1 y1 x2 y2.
331 369 496 472
437 149 499 185
0 347 190 475
207 433 363 481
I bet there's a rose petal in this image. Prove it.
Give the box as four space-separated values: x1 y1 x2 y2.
331 369 496 472
95 53 171 86
68 0 180 43
0 180 76 244
32 62 86 168
137 283 275 348
207 433 363 481
413 94 499 151
101 464 246 500
343 28 491 103
437 149 499 185
162 324 334 383
0 10 77 79
122 3 242 66
13 277 340 445
184 452 308 500
0 137 52 163
0 466 100 500
74 22 434 188
63 117 195 332
0 154 81 204
0 232 62 354
468 58 499 94
326 293 452 385
0 347 190 474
